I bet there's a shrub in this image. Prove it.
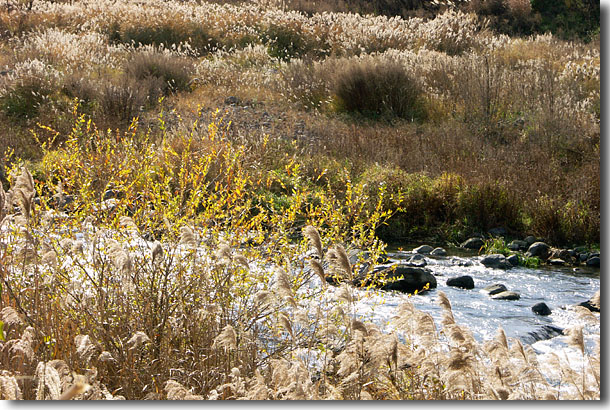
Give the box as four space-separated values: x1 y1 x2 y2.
125 51 194 95
0 59 61 120
97 76 158 124
332 59 426 121
108 21 219 56
260 24 308 62
456 182 524 234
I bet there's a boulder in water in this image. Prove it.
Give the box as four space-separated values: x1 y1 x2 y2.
586 256 600 268
481 254 511 269
431 247 447 256
526 242 550 259
482 284 507 295
508 240 527 251
461 237 484 250
507 254 519 266
491 291 520 300
413 245 433 254
532 302 552 316
446 275 474 289
377 264 437 294
522 325 564 344
406 253 427 267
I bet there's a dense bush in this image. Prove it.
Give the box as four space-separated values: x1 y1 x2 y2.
125 52 194 94
108 21 219 55
332 59 426 121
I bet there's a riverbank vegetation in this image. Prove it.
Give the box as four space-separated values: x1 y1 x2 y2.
0 0 600 400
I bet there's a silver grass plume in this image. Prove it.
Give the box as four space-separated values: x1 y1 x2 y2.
0 181 5 221
1 306 23 327
35 361 61 400
119 216 138 232
126 331 151 351
0 371 22 400
278 312 294 339
151 241 163 264
179 226 197 248
273 268 292 298
437 291 456 326
351 318 368 336
215 242 232 263
75 335 98 365
234 253 249 270
565 325 585 355
303 225 323 258
326 244 352 280
213 324 237 351
165 380 204 400
13 167 35 220
58 376 91 400
310 259 326 286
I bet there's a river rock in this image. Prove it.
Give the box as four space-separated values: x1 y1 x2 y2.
524 236 537 246
491 291 520 300
413 245 433 254
488 227 507 237
586 256 600 268
378 265 437 294
548 258 565 266
578 292 600 312
451 257 473 267
431 247 447 256
522 325 564 344
507 254 519 266
481 254 511 269
482 284 507 295
526 242 550 259
532 302 552 316
508 240 527 251
579 252 589 262
446 275 474 289
461 237 484 250
406 253 426 267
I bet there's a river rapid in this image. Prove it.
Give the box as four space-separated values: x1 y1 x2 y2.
316 245 600 383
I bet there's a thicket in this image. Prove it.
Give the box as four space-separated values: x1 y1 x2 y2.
0 0 600 246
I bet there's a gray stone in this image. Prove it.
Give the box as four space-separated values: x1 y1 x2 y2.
407 253 427 267
378 265 437 294
431 247 447 256
579 253 589 262
488 227 507 237
413 245 433 254
491 291 520 301
461 237 484 250
446 275 474 289
481 254 511 269
586 256 600 268
508 240 527 251
524 236 537 246
526 242 550 259
532 302 552 316
483 284 507 295
548 258 565 266
507 254 519 266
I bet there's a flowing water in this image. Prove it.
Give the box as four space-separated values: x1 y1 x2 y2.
332 246 600 363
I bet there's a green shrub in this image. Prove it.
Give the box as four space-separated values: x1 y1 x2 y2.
456 183 523 234
108 21 219 55
125 52 194 94
260 24 307 62
332 59 426 121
